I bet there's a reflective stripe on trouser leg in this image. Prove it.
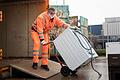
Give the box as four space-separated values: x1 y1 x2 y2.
33 50 39 63
42 46 49 65
41 33 49 65
41 53 48 65
31 32 40 63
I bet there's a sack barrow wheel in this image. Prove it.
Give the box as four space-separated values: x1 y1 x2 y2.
55 54 77 76
43 42 77 76
60 66 71 77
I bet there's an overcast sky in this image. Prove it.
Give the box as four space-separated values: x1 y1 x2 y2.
49 0 120 25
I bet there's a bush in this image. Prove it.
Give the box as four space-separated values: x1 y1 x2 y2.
95 49 106 56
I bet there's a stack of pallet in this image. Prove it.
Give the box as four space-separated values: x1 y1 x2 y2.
0 49 2 60
0 66 10 79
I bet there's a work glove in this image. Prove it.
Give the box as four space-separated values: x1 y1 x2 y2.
64 24 70 29
41 40 47 45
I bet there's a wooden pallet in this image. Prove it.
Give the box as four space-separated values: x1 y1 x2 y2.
0 66 10 79
0 67 9 72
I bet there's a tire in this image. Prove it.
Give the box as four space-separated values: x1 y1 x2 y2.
60 66 70 77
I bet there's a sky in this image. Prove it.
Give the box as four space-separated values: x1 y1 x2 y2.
49 0 120 25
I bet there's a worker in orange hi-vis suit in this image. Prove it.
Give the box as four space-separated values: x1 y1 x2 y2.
31 8 69 71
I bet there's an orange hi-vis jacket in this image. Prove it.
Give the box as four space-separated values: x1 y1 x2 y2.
31 11 67 64
31 11 67 40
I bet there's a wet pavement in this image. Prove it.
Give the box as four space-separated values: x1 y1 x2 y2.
0 57 108 80
48 57 108 80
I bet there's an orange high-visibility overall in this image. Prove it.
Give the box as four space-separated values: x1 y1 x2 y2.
31 11 67 65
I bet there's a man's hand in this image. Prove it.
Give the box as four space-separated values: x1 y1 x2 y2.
64 24 70 29
41 40 47 45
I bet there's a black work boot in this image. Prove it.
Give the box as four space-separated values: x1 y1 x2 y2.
41 65 49 71
32 63 38 69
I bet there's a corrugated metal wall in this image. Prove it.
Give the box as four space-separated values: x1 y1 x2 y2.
0 0 48 57
6 4 28 57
